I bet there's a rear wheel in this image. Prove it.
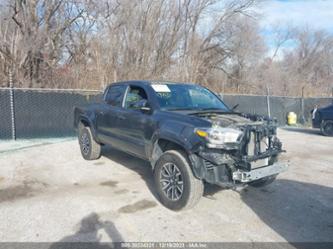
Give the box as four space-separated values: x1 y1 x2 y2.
78 125 101 160
321 120 333 136
248 174 277 188
154 150 204 210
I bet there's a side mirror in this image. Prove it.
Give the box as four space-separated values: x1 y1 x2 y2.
231 104 239 111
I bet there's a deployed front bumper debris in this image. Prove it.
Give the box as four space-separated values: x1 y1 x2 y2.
232 162 289 183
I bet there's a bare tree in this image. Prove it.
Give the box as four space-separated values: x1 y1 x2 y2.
0 0 332 97
0 0 87 87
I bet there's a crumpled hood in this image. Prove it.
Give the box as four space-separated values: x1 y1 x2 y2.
192 113 265 127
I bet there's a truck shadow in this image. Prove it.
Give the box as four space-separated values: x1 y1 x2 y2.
101 145 159 200
205 179 333 242
239 179 332 242
99 146 333 242
49 212 124 248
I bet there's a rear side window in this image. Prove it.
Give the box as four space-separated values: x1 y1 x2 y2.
105 85 127 107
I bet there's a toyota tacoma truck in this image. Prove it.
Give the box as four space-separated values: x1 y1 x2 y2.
74 80 288 210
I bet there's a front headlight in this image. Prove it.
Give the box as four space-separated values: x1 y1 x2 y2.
195 127 243 148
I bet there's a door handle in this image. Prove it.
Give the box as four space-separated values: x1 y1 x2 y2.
99 110 105 115
118 115 126 120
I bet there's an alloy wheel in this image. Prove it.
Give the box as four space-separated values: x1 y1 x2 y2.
81 132 90 155
159 163 184 201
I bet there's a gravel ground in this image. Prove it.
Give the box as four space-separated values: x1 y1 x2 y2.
0 128 332 243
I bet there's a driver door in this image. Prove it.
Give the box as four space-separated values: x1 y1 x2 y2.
116 85 153 159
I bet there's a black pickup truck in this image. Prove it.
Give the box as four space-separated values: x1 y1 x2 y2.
74 81 287 210
312 104 333 136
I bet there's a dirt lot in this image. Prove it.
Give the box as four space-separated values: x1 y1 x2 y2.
0 128 332 243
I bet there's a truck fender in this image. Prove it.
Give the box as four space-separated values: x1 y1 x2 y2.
149 131 195 170
77 115 100 143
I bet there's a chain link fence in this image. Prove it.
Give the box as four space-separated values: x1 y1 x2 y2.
0 89 12 139
0 88 332 140
0 88 102 140
221 94 333 125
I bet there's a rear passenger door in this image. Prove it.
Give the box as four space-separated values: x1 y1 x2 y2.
96 84 127 146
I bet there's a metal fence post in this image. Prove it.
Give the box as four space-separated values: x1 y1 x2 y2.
9 70 16 140
300 98 305 124
266 85 271 118
300 86 307 124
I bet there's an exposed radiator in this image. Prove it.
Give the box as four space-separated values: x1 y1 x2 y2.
247 131 269 169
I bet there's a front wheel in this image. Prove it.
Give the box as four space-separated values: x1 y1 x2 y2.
321 120 333 136
78 125 101 160
154 150 204 211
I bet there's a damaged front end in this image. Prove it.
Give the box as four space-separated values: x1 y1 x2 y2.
189 113 288 187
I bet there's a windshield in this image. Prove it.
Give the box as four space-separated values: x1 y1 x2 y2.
152 83 230 111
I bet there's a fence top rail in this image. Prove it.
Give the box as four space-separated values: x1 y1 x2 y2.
0 87 331 99
220 93 333 99
0 87 103 93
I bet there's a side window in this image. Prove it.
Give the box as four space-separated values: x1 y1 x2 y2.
124 86 148 109
105 85 127 107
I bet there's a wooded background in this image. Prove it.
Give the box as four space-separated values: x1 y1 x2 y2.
0 0 333 96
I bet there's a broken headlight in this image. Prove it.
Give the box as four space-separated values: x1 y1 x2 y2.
195 127 243 148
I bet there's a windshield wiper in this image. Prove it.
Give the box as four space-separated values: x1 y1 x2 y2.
195 108 228 112
165 107 230 112
197 108 223 110
166 107 197 111
188 108 233 115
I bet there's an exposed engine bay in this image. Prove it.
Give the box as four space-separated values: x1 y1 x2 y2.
189 112 286 186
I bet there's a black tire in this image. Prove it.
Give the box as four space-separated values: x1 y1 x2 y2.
78 125 101 160
248 174 277 188
153 150 204 211
320 120 333 136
